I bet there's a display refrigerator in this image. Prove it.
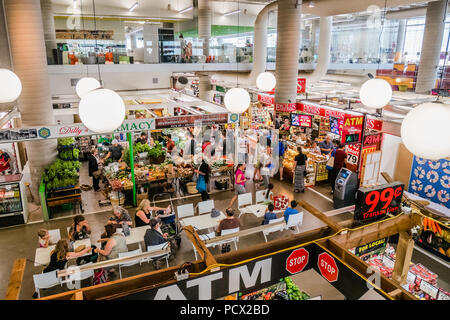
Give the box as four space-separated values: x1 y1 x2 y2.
0 174 28 228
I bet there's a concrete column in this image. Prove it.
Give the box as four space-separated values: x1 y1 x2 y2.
274 0 302 105
143 23 160 63
129 34 136 50
415 0 447 94
198 0 211 57
308 16 332 83
395 19 407 61
40 0 57 64
4 0 57 202
310 18 320 59
198 74 211 102
0 2 11 69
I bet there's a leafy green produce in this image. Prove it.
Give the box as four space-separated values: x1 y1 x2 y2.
58 137 75 147
148 143 164 159
134 142 151 154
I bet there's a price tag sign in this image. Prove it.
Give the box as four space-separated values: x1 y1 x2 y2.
354 182 404 222
420 280 439 299
382 255 395 269
438 290 450 300
407 271 416 284
346 144 360 165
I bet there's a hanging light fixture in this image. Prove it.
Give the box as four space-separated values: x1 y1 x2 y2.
75 77 101 98
224 87 250 113
0 69 22 103
256 72 276 92
359 78 392 109
401 102 450 160
79 89 125 133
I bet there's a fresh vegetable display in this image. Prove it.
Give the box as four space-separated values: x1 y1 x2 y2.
59 148 80 160
57 137 75 147
239 277 310 301
134 142 151 154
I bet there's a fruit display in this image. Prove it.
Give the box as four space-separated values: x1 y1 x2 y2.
238 277 310 301
415 216 450 260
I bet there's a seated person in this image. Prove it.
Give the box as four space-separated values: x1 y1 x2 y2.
108 206 132 226
263 203 277 225
284 200 299 223
135 199 171 227
216 208 240 253
38 229 50 248
94 224 128 262
263 183 274 205
144 218 170 269
68 215 91 242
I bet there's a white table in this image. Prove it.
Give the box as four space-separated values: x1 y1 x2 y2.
179 212 226 231
34 238 92 267
242 204 268 218
124 225 150 250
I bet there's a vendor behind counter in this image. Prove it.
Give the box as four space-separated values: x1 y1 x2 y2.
104 139 124 162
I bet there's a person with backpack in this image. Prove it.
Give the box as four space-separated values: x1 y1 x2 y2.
293 147 307 193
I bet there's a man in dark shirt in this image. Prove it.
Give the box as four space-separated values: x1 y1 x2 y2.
135 132 147 145
330 143 348 193
144 218 170 269
104 139 123 162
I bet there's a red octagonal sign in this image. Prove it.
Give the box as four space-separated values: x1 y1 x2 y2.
317 252 339 282
286 248 309 274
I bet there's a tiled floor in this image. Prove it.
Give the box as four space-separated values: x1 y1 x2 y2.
0 164 448 299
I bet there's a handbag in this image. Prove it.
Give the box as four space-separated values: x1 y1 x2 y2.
196 174 207 193
210 208 220 218
93 170 102 178
326 156 334 170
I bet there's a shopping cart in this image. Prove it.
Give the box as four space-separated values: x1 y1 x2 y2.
152 193 181 250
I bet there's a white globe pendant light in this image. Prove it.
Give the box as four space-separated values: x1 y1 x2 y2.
0 69 22 103
224 87 250 113
79 88 125 133
256 72 276 92
359 78 392 109
401 102 450 160
75 77 101 98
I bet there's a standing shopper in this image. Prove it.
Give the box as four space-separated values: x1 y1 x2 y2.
229 163 247 207
88 147 101 192
293 147 307 193
195 159 210 201
278 134 286 181
259 146 272 189
330 143 348 194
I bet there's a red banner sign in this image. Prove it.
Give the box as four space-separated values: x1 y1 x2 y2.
297 103 346 119
297 78 306 94
155 113 228 129
258 94 274 105
275 103 297 112
363 133 382 147
342 115 364 145
366 118 383 131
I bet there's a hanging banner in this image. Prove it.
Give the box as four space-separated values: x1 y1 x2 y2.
275 103 297 113
297 103 346 120
366 117 383 131
363 133 383 148
342 115 364 145
155 113 231 129
297 78 306 94
257 94 275 105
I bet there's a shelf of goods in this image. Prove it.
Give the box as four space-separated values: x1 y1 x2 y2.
318 117 331 141
414 216 450 262
222 277 311 301
43 138 82 216
282 144 328 185
351 243 450 300
209 161 234 193
0 174 27 228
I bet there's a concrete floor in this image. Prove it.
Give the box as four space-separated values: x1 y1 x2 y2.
0 164 448 300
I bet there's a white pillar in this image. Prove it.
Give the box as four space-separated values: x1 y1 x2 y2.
274 0 302 105
4 0 57 202
40 0 56 64
395 19 407 60
198 0 211 57
415 0 447 94
248 1 278 84
143 23 160 63
307 16 332 83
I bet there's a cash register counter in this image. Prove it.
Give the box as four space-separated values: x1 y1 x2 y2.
282 143 329 186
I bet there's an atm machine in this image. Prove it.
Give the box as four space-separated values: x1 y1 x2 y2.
333 168 359 209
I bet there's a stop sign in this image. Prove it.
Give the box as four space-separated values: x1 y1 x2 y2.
317 252 339 282
286 248 309 274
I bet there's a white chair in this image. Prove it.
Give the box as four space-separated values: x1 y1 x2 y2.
238 193 253 215
197 200 215 215
60 263 94 288
255 190 268 204
118 249 143 279
192 232 216 260
146 243 170 269
177 204 195 220
285 212 304 233
48 229 61 244
33 270 61 298
262 217 286 242
217 227 240 251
